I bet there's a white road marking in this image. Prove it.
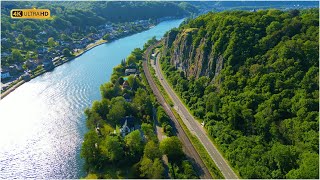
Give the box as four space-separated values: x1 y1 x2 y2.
151 51 238 179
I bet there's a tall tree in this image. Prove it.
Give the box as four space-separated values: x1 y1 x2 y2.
159 136 183 162
100 135 124 163
80 130 101 171
47 37 55 47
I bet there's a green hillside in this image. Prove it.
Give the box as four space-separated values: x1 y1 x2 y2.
160 9 319 179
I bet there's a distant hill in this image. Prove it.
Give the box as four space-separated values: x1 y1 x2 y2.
1 1 198 22
190 1 318 14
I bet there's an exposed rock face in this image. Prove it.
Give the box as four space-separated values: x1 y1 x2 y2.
213 55 224 80
170 29 195 76
165 29 179 48
163 28 224 80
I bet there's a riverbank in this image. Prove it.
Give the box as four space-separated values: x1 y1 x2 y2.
0 18 185 179
81 38 202 179
0 39 108 99
0 22 161 100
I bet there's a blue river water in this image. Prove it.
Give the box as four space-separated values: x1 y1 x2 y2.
0 19 183 179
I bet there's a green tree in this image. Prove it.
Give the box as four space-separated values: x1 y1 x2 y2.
139 157 164 178
48 37 55 47
107 97 127 123
63 48 72 57
103 33 110 40
140 156 153 178
126 54 136 65
266 21 282 35
131 48 143 60
271 143 299 177
25 39 36 49
23 25 33 37
60 33 69 41
17 34 26 47
100 135 124 163
125 130 143 160
85 109 104 130
181 160 197 179
151 158 165 178
286 152 319 179
81 130 101 171
11 49 23 62
100 82 119 99
133 88 153 119
144 140 161 160
91 99 110 119
160 136 184 162
157 106 170 125
127 75 137 89
141 123 157 141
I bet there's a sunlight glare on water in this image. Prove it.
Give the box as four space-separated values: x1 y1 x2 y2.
0 19 183 178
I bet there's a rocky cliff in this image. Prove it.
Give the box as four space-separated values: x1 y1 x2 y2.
162 27 224 82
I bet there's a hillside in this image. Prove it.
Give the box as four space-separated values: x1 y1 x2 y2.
159 9 319 179
1 1 197 23
1 1 197 74
190 1 318 14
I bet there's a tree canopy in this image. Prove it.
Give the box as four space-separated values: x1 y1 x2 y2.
161 9 319 179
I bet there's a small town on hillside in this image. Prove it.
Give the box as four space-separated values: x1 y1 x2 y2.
1 18 165 92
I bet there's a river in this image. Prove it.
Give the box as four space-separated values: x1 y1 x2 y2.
0 19 183 179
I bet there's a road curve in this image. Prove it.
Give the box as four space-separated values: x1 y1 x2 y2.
143 43 212 179
152 42 239 179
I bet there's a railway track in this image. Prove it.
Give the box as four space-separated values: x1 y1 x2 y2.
142 42 212 179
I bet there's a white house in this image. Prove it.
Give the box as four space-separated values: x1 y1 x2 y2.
125 68 137 75
119 116 135 137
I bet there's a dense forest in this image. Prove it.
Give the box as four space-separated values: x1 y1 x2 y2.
190 1 318 14
2 1 196 24
160 9 319 179
55 1 198 22
81 45 198 178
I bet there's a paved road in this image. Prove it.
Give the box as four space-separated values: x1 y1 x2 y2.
143 43 212 179
152 42 239 179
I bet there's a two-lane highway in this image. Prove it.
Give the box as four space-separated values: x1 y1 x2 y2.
152 42 239 179
143 43 212 179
